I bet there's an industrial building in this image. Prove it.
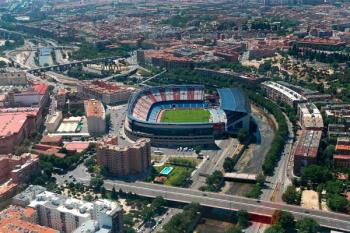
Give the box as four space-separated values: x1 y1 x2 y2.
96 136 151 177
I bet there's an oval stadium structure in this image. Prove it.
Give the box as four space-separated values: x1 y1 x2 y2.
124 85 251 147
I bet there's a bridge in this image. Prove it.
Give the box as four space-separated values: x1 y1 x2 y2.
103 180 350 232
14 46 79 52
27 56 119 74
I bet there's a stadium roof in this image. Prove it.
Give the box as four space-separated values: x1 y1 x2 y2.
218 88 251 113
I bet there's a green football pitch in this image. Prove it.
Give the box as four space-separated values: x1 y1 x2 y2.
160 109 210 123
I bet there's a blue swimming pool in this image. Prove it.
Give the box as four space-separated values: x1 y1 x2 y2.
160 166 174 175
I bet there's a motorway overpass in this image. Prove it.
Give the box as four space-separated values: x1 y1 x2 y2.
103 180 350 232
27 56 119 74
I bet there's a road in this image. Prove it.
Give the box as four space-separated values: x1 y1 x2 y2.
247 112 294 233
260 112 294 202
99 180 350 232
191 138 238 190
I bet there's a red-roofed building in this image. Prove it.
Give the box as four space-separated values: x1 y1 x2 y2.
40 135 63 146
64 141 90 153
333 137 350 168
31 81 49 106
0 109 41 154
295 38 346 50
77 80 135 105
0 205 58 233
293 130 322 176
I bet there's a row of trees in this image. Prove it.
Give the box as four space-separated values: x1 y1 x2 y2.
162 203 202 233
248 91 288 175
289 45 350 63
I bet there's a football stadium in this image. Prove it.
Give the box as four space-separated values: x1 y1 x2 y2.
124 85 251 147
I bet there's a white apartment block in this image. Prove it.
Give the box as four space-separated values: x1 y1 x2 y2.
13 185 123 233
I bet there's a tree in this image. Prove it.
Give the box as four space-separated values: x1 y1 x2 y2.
256 174 266 187
0 61 6 68
237 128 249 144
282 185 300 205
223 157 235 172
100 187 106 198
225 226 242 233
321 145 335 164
327 194 349 212
300 165 332 185
90 176 104 192
237 210 249 228
141 206 154 222
264 225 285 233
325 180 345 195
277 211 295 232
195 146 202 155
84 194 94 202
296 218 319 233
152 196 166 215
111 187 118 199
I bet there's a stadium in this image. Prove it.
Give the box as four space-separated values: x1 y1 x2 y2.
124 85 251 147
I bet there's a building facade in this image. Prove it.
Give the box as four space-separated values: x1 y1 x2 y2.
85 99 106 136
0 71 28 86
96 137 151 177
13 185 124 233
297 102 324 130
77 80 134 105
262 81 307 107
293 130 322 176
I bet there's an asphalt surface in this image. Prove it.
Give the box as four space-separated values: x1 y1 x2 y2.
191 138 238 190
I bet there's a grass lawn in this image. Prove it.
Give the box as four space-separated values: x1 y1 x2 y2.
161 109 210 123
154 165 194 187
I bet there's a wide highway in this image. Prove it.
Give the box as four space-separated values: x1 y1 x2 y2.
104 180 350 232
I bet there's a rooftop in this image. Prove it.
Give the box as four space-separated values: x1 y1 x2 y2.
217 88 251 113
0 112 34 137
80 80 134 94
294 130 322 158
85 99 105 118
0 205 58 233
263 81 306 102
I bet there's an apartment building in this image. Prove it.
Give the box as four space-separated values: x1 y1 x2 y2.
97 136 151 177
0 70 28 86
333 137 350 168
56 88 66 110
85 99 106 136
297 102 324 130
0 205 58 233
262 81 307 107
77 80 134 105
293 130 322 176
47 111 63 133
0 153 39 201
0 109 41 154
13 185 124 233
